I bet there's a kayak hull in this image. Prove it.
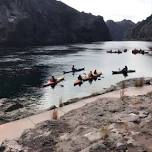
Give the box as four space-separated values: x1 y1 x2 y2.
43 77 64 87
107 51 122 54
112 70 135 75
63 68 85 74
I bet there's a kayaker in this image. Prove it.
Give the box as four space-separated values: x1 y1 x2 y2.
72 65 76 71
88 71 93 78
124 49 127 52
122 66 128 72
78 75 82 80
93 69 97 75
125 66 128 71
50 76 57 83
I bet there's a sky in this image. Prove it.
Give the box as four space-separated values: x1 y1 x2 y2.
59 0 152 23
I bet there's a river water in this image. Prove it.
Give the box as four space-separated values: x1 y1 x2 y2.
0 41 152 113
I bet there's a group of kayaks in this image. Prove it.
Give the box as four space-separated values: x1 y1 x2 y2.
43 66 136 88
74 71 102 86
43 67 85 88
132 49 149 55
43 67 102 88
107 49 127 54
42 48 148 88
107 48 149 55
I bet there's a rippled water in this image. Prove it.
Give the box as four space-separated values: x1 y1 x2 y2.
0 41 152 112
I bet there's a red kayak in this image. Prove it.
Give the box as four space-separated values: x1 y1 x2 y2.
43 76 64 87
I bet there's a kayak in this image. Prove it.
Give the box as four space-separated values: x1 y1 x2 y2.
63 68 85 74
112 70 135 75
74 80 83 86
107 50 122 54
82 72 102 81
93 72 102 78
43 76 64 87
107 50 113 53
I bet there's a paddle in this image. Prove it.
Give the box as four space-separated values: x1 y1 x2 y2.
60 85 64 88
97 76 104 80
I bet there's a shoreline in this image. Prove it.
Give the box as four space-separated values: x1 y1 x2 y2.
0 82 112 125
0 77 151 125
0 77 152 147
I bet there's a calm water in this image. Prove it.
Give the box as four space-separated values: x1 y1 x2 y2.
0 41 152 112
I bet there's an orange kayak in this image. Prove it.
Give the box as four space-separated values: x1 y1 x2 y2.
82 72 102 81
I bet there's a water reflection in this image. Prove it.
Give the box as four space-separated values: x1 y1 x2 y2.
0 41 152 113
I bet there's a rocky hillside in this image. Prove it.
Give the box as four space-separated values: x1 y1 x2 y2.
106 20 135 40
126 15 152 41
0 0 111 46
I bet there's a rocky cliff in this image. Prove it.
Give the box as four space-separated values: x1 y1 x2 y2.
106 20 135 40
0 0 111 46
126 15 152 41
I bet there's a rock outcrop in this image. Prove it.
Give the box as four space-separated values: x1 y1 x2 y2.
1 93 152 152
126 15 152 41
106 19 135 40
0 0 111 46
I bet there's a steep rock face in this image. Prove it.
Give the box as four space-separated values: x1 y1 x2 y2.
106 19 135 40
126 15 152 41
0 0 111 46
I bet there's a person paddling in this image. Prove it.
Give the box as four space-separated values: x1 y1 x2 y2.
93 69 97 75
88 71 94 78
122 66 128 73
78 75 82 81
72 65 76 72
50 76 57 83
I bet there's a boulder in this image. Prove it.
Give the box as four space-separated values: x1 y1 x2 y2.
5 103 23 112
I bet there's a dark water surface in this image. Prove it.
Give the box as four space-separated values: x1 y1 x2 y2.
0 41 152 112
